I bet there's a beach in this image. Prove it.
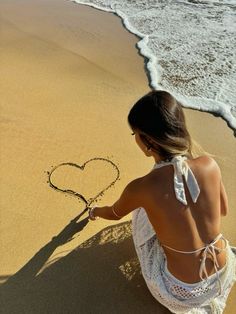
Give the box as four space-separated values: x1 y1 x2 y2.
0 0 235 313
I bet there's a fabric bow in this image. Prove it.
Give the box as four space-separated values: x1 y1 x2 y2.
171 156 200 205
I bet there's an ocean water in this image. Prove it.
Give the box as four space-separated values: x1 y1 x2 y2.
72 0 236 131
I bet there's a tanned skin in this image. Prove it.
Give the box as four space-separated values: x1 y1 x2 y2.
92 132 228 283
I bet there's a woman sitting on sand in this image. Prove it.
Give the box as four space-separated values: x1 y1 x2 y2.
88 90 236 313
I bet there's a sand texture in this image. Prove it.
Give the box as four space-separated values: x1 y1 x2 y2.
0 0 235 313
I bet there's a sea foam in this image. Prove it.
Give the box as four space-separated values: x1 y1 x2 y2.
72 0 236 131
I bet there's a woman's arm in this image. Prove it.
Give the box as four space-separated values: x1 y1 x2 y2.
220 179 229 216
210 157 229 217
90 178 144 221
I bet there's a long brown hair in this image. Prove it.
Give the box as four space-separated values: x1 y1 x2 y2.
128 90 204 160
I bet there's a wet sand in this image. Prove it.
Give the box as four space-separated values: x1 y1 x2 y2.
0 0 235 312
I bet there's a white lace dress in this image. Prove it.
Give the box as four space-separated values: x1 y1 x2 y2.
132 156 236 313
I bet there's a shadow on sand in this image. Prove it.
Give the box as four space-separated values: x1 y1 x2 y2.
0 212 169 314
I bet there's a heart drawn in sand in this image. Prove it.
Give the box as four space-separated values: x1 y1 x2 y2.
47 157 120 207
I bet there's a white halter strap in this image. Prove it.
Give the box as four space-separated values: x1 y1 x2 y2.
153 155 200 205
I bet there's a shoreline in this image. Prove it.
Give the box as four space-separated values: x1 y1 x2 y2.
0 0 235 312
72 1 236 132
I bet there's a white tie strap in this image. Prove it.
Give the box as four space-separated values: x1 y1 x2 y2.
153 155 200 205
133 155 201 246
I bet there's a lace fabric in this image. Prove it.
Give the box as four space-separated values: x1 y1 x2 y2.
132 207 236 313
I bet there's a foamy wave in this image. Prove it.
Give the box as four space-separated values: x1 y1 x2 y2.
71 0 236 131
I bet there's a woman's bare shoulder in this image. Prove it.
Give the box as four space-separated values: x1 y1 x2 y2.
189 155 221 179
126 171 158 197
124 175 149 194
193 154 219 166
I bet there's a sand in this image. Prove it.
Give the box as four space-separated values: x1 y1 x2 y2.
0 0 235 313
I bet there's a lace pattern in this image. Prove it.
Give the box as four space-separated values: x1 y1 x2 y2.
132 207 236 313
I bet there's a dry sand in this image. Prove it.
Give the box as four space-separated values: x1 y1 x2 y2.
0 0 235 313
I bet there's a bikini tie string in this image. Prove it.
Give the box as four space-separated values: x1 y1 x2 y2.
198 234 227 296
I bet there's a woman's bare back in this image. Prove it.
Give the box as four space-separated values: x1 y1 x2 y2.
140 155 227 283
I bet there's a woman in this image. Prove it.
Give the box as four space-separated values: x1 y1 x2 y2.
88 90 236 313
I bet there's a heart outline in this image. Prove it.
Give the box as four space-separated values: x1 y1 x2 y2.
47 157 120 207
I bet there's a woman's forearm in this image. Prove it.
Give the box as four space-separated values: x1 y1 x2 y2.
91 205 121 220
